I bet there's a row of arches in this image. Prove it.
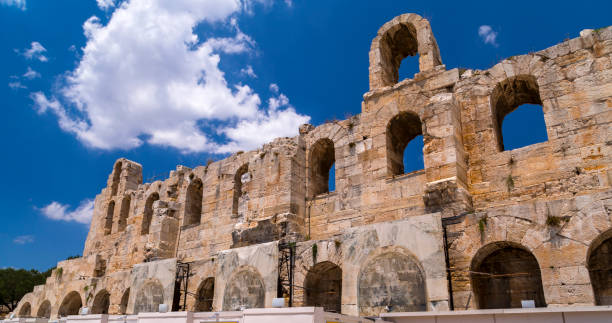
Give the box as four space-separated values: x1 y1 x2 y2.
17 229 612 318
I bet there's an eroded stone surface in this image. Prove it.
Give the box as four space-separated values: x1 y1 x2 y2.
12 13 612 319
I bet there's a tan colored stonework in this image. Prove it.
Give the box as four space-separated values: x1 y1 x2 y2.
13 14 612 319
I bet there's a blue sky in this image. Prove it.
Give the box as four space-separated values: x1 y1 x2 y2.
0 0 610 271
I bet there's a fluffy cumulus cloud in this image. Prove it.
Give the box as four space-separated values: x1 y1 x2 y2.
39 199 94 224
478 25 498 47
32 0 307 154
13 235 34 245
0 0 26 10
22 41 48 62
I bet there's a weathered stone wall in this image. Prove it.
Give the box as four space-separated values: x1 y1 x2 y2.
13 13 612 320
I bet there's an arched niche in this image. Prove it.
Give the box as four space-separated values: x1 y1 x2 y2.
111 161 122 196
142 192 160 234
91 289 110 314
184 178 203 226
134 281 164 314
587 229 612 305
18 302 31 317
58 291 82 317
195 277 215 312
222 268 265 311
470 241 546 309
104 201 115 235
119 288 130 314
305 261 342 313
36 300 51 318
232 164 249 217
358 251 426 316
118 195 131 232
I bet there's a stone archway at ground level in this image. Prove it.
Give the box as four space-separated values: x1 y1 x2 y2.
304 261 342 313
588 229 612 305
195 277 215 312
36 300 51 318
134 281 164 314
222 268 265 311
91 289 111 314
18 302 31 317
58 291 83 317
358 251 426 316
470 242 546 309
119 288 130 314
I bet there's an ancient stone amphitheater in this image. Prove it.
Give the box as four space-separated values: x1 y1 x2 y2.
13 13 612 320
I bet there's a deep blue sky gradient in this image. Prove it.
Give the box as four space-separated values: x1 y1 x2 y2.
0 0 610 270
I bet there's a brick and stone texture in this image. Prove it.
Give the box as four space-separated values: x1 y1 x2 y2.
13 13 612 319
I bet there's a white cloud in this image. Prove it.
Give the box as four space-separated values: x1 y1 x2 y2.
284 0 292 6
39 199 94 224
478 25 498 47
8 81 26 89
13 235 34 244
0 0 26 10
239 65 257 78
23 66 41 79
23 41 48 62
96 0 115 10
217 86 309 153
32 0 309 154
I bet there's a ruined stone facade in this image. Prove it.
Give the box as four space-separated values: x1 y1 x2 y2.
14 13 612 319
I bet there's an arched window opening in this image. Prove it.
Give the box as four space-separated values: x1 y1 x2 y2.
91 290 110 314
232 164 249 217
58 291 82 317
380 22 419 85
386 112 424 176
104 201 115 235
588 231 612 305
18 302 31 317
309 138 335 197
491 75 546 151
134 281 164 314
37 300 51 318
184 179 203 226
118 195 131 232
120 288 130 314
305 261 342 313
471 243 546 309
358 252 426 316
501 104 548 151
142 192 160 234
195 277 215 312
111 161 122 196
398 55 420 82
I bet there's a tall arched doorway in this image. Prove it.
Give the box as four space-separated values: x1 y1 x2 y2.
119 288 130 314
58 291 82 317
18 302 31 317
91 289 111 314
195 277 215 312
305 261 342 313
588 230 612 305
36 300 51 318
471 242 546 309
